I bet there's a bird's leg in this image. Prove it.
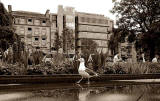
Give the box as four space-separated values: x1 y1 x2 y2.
76 76 83 84
87 78 90 84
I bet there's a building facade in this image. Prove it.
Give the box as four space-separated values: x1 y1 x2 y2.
8 5 114 54
75 12 113 54
10 6 51 53
56 5 114 54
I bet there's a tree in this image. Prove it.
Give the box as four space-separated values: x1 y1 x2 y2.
0 2 20 51
0 2 24 62
54 31 63 53
108 27 136 55
108 28 122 55
62 28 75 54
81 39 98 56
111 0 160 59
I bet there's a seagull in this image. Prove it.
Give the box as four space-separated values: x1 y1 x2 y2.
76 58 98 84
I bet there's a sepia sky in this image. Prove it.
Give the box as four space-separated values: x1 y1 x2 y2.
1 0 116 21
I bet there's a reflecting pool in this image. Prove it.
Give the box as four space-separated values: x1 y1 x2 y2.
0 82 160 101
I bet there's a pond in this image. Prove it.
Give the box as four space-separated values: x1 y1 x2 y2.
0 81 160 101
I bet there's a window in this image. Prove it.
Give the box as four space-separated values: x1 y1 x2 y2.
99 19 102 24
42 38 46 46
35 28 39 35
86 18 90 23
88 18 92 23
34 20 40 25
14 18 19 24
28 28 32 31
92 18 96 23
28 19 32 22
36 47 40 49
19 18 25 24
42 20 46 26
42 20 46 23
20 27 25 34
35 38 39 41
52 16 57 21
42 29 46 35
81 17 85 22
105 20 108 24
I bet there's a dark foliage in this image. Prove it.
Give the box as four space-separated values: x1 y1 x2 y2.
62 28 74 53
112 0 160 60
0 2 24 53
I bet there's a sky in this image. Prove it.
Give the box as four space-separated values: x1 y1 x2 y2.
1 0 116 21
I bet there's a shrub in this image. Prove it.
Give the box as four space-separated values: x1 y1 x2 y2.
103 62 160 74
0 62 25 75
148 63 160 73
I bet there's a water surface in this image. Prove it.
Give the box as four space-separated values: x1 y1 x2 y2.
0 82 160 101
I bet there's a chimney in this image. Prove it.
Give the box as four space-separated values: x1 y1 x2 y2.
8 5 12 13
45 9 50 18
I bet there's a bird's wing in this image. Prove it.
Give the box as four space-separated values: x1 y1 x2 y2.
85 68 98 76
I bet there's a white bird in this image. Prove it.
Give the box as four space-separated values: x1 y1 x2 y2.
76 58 98 84
152 57 158 63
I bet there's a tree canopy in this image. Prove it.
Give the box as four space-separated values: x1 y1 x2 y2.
0 2 19 51
111 0 160 59
62 28 75 53
112 0 160 33
54 31 63 52
81 39 98 55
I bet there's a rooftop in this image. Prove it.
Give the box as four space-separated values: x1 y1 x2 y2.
12 10 48 19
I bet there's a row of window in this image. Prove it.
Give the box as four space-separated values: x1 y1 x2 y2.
78 25 109 33
18 27 47 36
79 17 109 25
14 17 49 26
27 18 46 23
34 37 46 41
21 37 47 47
21 37 47 42
20 27 47 31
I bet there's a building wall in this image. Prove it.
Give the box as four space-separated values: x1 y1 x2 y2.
12 11 51 53
63 6 76 54
10 5 114 55
50 14 57 51
76 12 113 54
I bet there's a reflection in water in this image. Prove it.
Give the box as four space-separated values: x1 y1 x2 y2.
0 83 160 101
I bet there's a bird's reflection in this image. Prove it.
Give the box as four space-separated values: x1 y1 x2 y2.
75 83 105 101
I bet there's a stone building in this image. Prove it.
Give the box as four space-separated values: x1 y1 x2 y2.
8 5 114 54
75 12 113 53
57 5 76 54
9 5 51 53
57 5 114 54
